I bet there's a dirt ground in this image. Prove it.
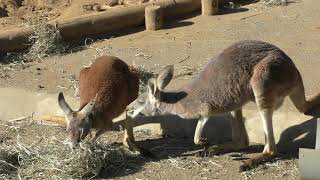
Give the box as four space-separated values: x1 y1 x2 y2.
0 0 147 31
1 0 320 179
0 118 299 180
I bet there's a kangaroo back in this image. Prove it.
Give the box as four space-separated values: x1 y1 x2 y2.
184 40 300 112
79 56 138 118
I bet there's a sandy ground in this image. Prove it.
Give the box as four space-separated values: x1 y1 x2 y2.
0 0 148 31
1 0 320 179
0 118 299 180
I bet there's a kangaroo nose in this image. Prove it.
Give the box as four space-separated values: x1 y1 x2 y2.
126 106 134 116
126 110 135 118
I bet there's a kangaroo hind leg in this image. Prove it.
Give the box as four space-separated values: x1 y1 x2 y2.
197 108 249 157
289 81 320 115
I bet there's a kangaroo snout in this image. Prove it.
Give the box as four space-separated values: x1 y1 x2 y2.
67 130 82 149
126 100 145 118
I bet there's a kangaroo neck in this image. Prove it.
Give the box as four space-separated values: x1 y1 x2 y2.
156 88 192 116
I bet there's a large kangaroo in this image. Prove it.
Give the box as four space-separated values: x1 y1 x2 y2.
58 56 149 155
126 40 320 170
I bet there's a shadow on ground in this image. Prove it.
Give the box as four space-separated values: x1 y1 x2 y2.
100 104 319 178
97 136 201 179
219 7 249 15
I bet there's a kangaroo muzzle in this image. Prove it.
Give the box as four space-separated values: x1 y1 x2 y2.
126 102 144 118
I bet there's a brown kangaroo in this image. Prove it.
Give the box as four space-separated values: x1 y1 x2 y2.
58 56 147 154
126 40 320 171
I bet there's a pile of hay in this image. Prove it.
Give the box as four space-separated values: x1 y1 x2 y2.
260 0 287 6
23 17 67 61
0 146 19 179
0 120 138 179
1 16 67 64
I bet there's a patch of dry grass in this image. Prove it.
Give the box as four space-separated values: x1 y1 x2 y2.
23 17 67 62
260 0 287 6
0 146 19 179
0 120 138 179
242 157 298 180
1 16 67 64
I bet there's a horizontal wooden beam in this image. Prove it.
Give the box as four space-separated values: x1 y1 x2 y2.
0 0 201 54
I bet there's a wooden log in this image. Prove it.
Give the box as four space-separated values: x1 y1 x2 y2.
0 27 33 53
36 115 67 127
57 0 201 40
145 5 163 31
0 0 201 54
201 0 218 16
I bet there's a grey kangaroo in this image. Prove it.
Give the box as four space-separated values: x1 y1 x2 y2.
126 40 320 171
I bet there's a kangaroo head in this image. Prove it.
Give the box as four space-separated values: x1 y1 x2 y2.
127 65 174 118
58 92 97 148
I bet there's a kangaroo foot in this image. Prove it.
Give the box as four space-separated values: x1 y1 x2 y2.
123 137 156 158
196 142 244 157
198 137 209 147
239 151 277 172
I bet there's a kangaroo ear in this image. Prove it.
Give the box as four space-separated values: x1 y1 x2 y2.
58 92 73 115
148 78 158 96
79 93 98 116
157 65 174 90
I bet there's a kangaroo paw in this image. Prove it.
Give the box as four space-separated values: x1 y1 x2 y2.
195 142 242 157
239 152 277 172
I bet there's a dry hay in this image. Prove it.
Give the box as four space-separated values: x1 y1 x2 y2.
23 17 67 62
242 156 298 180
174 66 200 80
0 147 19 179
1 16 67 64
0 119 139 179
260 0 287 6
0 0 20 17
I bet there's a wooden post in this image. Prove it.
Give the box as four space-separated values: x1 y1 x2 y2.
201 0 218 16
145 5 163 31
